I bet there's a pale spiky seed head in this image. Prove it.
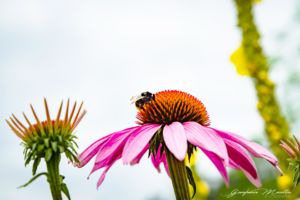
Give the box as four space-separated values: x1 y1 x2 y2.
6 98 86 165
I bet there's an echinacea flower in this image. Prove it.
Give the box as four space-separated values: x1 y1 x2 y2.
280 136 300 187
78 90 282 199
6 99 86 200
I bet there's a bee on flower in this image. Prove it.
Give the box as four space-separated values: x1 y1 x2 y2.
78 90 282 200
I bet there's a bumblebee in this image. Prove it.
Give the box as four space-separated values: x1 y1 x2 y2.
131 91 155 109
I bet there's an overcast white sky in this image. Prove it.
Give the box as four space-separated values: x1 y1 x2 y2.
0 0 296 199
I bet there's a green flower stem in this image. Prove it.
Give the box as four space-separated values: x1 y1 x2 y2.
46 153 62 200
166 149 190 200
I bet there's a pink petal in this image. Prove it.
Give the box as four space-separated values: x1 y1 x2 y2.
122 124 161 164
212 128 281 173
151 145 170 176
94 126 139 165
163 122 188 161
96 167 109 188
184 122 228 164
89 147 122 176
129 144 149 165
200 148 229 187
225 139 261 187
78 134 112 167
87 127 139 176
96 154 121 189
151 152 162 173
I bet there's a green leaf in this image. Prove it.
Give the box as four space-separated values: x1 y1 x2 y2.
32 158 41 175
61 183 71 200
18 172 48 188
186 166 196 198
45 148 53 162
51 141 58 152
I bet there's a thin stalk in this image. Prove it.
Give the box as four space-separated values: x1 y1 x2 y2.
166 149 190 200
46 153 62 200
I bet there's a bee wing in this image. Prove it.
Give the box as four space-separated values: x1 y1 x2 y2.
130 95 143 104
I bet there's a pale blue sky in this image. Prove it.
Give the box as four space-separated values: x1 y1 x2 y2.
0 0 295 199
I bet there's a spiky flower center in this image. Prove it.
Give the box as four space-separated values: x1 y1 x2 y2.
136 90 210 125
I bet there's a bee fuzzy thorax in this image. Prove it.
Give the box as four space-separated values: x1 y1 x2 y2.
131 91 155 110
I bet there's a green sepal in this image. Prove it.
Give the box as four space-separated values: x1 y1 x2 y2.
58 135 63 143
45 148 53 162
149 127 163 157
186 166 196 198
31 143 37 151
44 138 50 148
51 141 58 152
32 157 41 175
25 152 33 166
68 143 78 155
61 183 71 200
65 149 79 163
58 145 65 153
37 144 44 152
18 172 48 189
70 140 79 148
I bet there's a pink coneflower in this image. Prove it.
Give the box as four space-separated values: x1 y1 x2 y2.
78 90 282 199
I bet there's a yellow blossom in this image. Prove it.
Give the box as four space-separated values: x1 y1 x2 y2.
277 174 292 190
230 46 251 76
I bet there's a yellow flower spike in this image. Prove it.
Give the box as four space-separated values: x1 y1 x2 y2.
252 0 262 4
270 130 281 141
277 174 292 190
230 46 251 76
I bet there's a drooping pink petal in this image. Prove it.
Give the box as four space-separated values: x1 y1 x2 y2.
122 124 161 164
151 151 162 173
212 128 281 174
200 148 229 187
184 122 228 164
78 133 112 167
163 122 188 161
94 126 139 165
96 154 121 189
225 139 261 187
88 146 123 176
151 145 170 176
